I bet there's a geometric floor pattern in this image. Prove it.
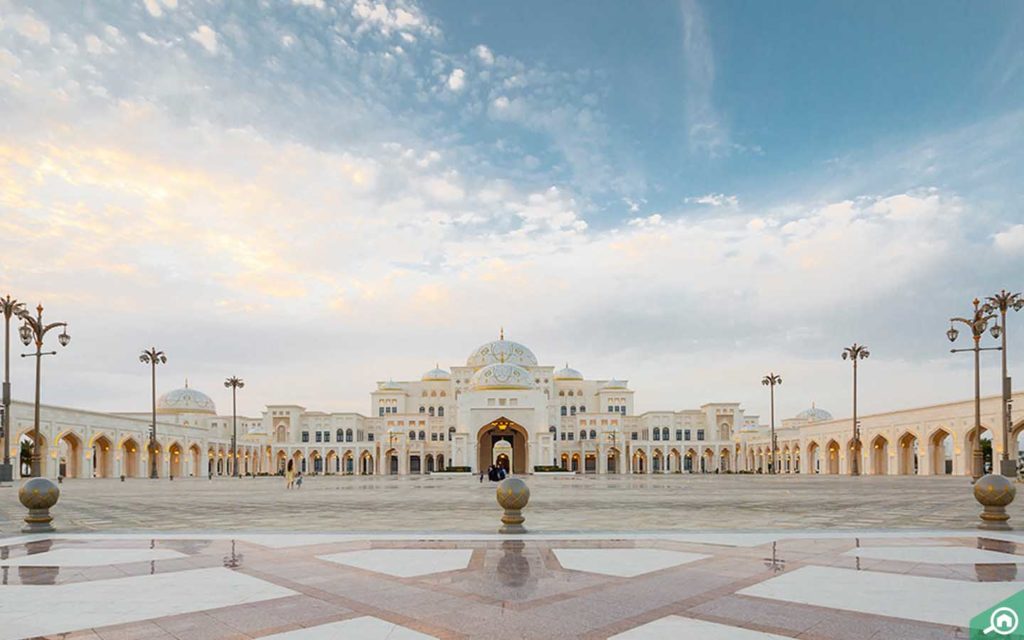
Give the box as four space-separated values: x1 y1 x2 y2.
1 532 1022 638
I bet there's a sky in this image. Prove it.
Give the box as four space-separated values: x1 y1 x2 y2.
0 0 1022 421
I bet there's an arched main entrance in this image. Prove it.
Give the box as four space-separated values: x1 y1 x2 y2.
477 417 528 474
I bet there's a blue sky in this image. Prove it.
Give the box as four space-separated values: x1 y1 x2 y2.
0 0 1022 419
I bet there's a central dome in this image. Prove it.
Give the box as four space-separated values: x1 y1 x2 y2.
470 363 532 390
467 333 538 369
157 385 216 415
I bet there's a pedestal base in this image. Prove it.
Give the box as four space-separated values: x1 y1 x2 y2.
0 462 12 483
1000 459 1018 478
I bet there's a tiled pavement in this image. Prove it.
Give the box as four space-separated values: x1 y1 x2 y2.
0 474 1005 532
1 531 1022 639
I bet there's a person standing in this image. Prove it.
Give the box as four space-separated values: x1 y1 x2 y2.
285 459 295 489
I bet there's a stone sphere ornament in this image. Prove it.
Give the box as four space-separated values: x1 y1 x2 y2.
496 477 530 534
19 477 60 533
974 473 1015 531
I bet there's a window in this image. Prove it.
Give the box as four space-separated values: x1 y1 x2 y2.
579 429 586 440
653 429 661 441
431 433 437 441
662 427 669 440
301 431 309 443
379 407 385 417
607 405 613 413
409 430 416 440
419 406 425 413
315 431 322 443
323 431 331 442
697 429 705 441
367 433 374 442
438 407 444 417
631 431 638 441
428 406 435 416
685 429 691 440
579 406 586 413
499 398 507 406
346 428 353 442
549 426 557 434
561 406 567 416
448 426 455 441
567 432 575 441
589 429 597 440
676 429 683 441
337 428 344 441
418 430 425 441
560 432 566 440
570 406 576 415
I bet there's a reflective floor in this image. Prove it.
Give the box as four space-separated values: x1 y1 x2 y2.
1 530 1020 639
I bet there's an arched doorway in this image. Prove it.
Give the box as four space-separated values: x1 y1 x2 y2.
898 432 918 475
652 449 663 473
632 449 646 474
607 448 620 473
326 450 338 474
493 440 512 472
360 451 374 475
386 449 399 474
929 429 953 475
168 442 183 477
870 435 889 475
966 426 992 475
121 437 140 478
343 451 354 474
806 441 819 474
92 435 113 478
476 417 528 475
20 431 47 477
189 444 201 477
57 432 82 478
826 440 840 475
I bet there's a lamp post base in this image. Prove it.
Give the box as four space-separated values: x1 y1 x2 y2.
1000 459 1018 478
0 462 12 483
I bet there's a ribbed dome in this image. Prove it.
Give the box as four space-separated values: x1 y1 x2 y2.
601 379 628 389
554 364 583 380
157 386 216 415
470 362 532 390
421 366 451 381
795 404 832 422
467 333 538 369
378 379 403 391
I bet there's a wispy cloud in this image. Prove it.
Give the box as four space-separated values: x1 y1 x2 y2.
679 0 727 155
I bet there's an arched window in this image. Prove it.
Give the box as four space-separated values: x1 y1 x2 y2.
570 406 576 415
448 426 455 441
549 426 557 434
560 406 567 416
662 427 669 440
419 406 425 413
428 406 435 416
438 406 444 417
559 390 565 396
589 429 597 440
409 430 416 440
336 428 344 442
440 391 446 397
568 390 574 397
653 429 661 441
579 429 586 440
430 390 437 397
418 430 426 441
579 406 586 413
422 391 428 397
346 428 353 442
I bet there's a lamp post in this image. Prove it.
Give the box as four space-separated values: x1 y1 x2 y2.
948 299 1001 482
1 295 26 482
139 348 166 480
761 373 782 474
841 343 870 476
19 305 70 478
982 290 1023 477
224 376 244 478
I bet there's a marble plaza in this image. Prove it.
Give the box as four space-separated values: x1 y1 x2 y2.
1 529 1022 639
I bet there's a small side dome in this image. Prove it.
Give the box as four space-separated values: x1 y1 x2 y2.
470 363 532 390
378 379 403 391
157 384 216 415
795 403 832 422
554 363 583 381
602 379 628 389
421 366 451 382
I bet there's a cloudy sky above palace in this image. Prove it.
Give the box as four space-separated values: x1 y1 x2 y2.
0 0 1022 419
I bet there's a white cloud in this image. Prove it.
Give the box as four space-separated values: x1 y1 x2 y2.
142 0 177 18
3 12 51 44
994 224 1024 253
446 68 465 91
680 0 728 155
473 44 494 65
686 193 738 208
292 0 325 8
190 25 219 54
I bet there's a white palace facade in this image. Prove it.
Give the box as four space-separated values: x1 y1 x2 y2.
5 334 1018 480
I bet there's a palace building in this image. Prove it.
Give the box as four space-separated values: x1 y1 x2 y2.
4 333 1016 479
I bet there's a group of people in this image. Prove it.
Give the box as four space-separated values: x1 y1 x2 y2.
284 459 304 489
481 464 508 482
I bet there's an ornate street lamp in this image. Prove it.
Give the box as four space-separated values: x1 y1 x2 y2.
841 343 870 476
224 376 244 478
19 304 70 478
948 299 1001 482
1 295 26 482
761 373 782 474
982 290 1023 477
139 348 167 480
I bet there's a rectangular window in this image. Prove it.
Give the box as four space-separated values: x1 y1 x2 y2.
697 429 705 441
607 405 613 413
499 398 507 406
315 431 322 442
631 432 638 441
684 429 691 440
367 433 374 442
379 407 384 416
509 398 518 406
323 431 330 442
676 429 683 440
567 432 574 441
487 398 496 407
301 431 309 443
